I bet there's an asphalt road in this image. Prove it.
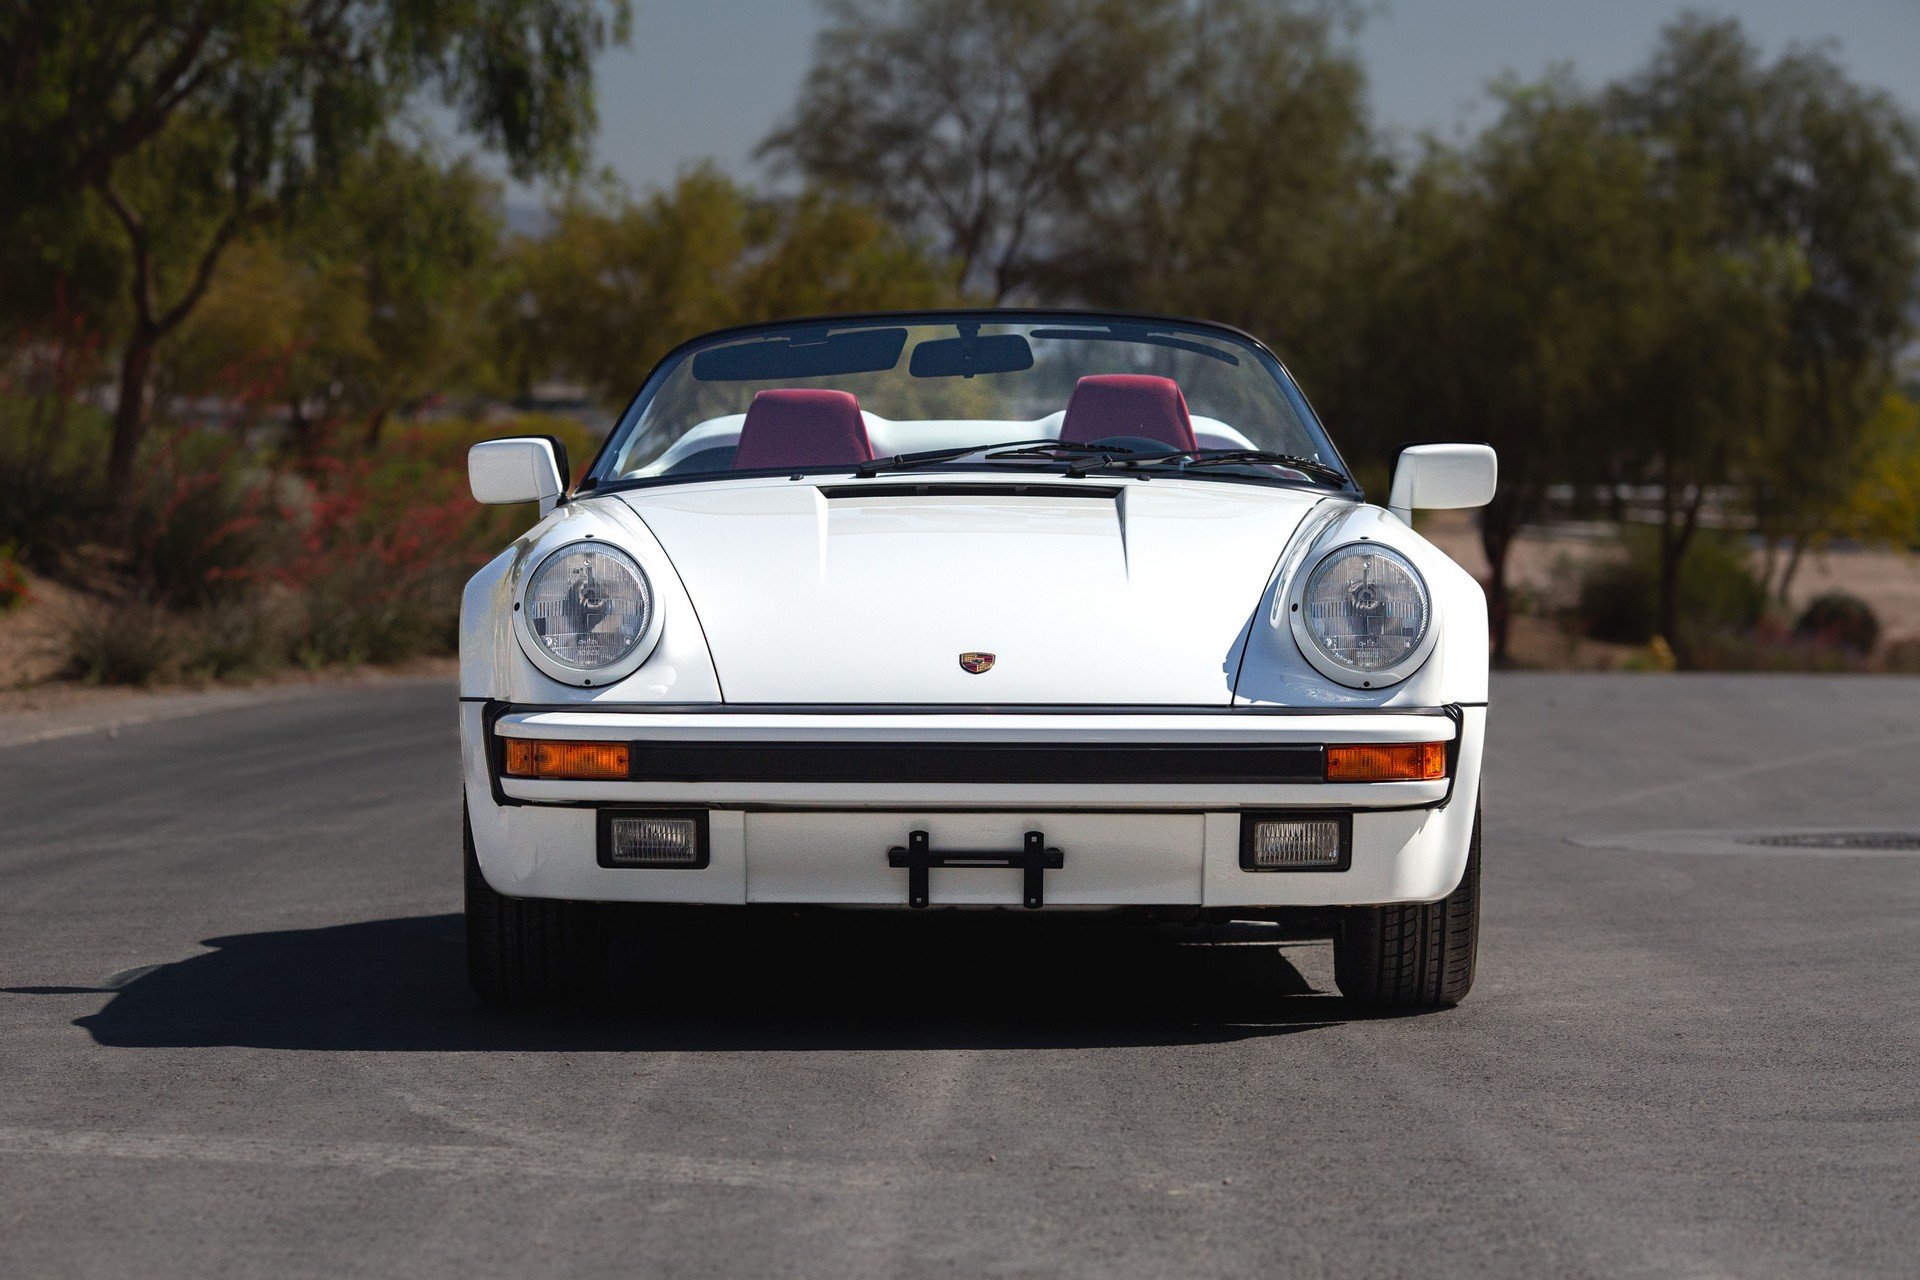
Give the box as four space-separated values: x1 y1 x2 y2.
2 675 1917 1278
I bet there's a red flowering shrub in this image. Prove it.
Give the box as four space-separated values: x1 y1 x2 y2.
271 421 545 665
0 543 29 611
50 411 574 682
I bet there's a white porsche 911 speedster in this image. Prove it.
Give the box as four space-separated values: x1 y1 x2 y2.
460 310 1496 1010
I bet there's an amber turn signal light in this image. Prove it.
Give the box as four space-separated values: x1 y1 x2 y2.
1325 741 1447 782
503 738 630 780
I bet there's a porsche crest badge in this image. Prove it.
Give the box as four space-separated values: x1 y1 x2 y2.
958 652 996 674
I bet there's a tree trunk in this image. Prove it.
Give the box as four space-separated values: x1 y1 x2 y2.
1656 482 1707 664
1479 514 1516 665
106 321 159 495
1778 531 1810 610
1756 531 1779 603
361 404 392 452
286 396 314 458
93 175 253 498
1656 536 1684 658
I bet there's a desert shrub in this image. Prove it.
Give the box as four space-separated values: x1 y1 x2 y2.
1793 591 1880 655
0 542 28 611
293 559 464 667
1574 557 1656 643
63 597 178 685
123 431 284 608
1680 535 1769 633
1686 622 1872 673
1884 638 1920 673
29 408 570 683
1575 531 1767 645
0 398 111 572
177 594 294 679
274 446 502 666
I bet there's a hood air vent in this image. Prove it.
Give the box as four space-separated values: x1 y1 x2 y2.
817 482 1122 500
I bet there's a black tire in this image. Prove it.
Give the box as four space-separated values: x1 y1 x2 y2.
1334 806 1479 1011
465 804 609 1006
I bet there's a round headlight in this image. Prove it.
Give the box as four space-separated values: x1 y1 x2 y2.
522 543 654 673
1294 543 1431 683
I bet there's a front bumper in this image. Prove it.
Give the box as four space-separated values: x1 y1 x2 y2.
460 703 1486 908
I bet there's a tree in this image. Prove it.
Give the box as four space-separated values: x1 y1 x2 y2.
761 0 1158 300
1606 15 1920 611
164 142 501 451
1035 0 1376 388
0 0 630 492
764 0 1351 303
1838 390 1920 552
1346 82 1668 661
304 142 504 448
494 168 961 406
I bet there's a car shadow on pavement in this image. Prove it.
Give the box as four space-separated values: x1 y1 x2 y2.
45 912 1358 1053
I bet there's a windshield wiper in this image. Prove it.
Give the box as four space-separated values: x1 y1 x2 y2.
1174 450 1348 484
853 438 1071 476
984 441 1146 461
853 442 1344 484
1005 445 1348 484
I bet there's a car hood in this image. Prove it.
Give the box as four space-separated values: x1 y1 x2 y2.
616 478 1335 704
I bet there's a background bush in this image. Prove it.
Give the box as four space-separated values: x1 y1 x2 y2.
1793 591 1881 655
0 397 111 575
63 598 178 686
25 414 561 684
1575 531 1768 646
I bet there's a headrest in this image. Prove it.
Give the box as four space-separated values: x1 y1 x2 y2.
732 389 873 471
1058 375 1197 452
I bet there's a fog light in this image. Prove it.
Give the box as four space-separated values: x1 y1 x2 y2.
503 738 629 780
1241 815 1349 870
1325 741 1446 782
598 811 708 868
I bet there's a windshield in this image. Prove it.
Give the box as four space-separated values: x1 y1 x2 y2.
584 312 1349 491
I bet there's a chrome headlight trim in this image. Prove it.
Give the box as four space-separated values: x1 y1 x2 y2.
1286 539 1438 689
512 539 664 687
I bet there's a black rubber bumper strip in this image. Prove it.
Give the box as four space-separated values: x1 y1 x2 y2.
507 739 1327 786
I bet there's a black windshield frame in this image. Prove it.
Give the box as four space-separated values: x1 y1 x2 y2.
576 309 1359 498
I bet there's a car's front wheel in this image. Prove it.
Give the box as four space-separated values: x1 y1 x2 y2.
464 804 608 1006
1333 806 1479 1011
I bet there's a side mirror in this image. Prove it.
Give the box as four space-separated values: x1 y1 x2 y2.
469 436 568 516
1388 444 1497 522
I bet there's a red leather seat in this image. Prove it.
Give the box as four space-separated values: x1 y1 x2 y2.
732 389 873 470
1058 375 1198 452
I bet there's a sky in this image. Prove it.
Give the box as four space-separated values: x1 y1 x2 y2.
473 0 1920 205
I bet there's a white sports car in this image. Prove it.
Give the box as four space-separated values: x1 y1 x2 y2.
460 311 1496 1010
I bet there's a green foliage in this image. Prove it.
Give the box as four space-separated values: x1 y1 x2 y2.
1839 392 1920 549
1339 79 1671 656
42 413 564 684
1605 15 1920 627
0 1 631 207
1576 532 1767 648
1033 0 1377 389
495 168 963 404
764 0 1370 319
0 393 112 572
166 141 505 446
1793 591 1880 655
0 0 629 488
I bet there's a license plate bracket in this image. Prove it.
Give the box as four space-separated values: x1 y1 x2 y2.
886 829 1065 909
